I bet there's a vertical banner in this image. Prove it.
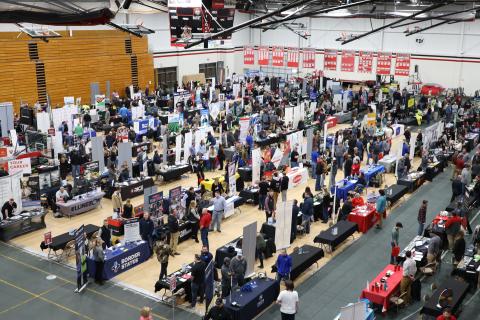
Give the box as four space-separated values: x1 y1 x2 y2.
395 53 411 76
184 130 192 164
228 161 237 194
341 50 355 72
243 45 254 65
258 46 270 65
306 127 314 161
275 201 293 250
242 221 257 277
238 117 250 143
169 186 183 217
287 47 299 67
272 46 285 66
252 148 261 183
323 49 338 71
148 191 164 219
124 219 142 243
409 132 418 161
376 52 392 75
204 260 215 311
358 51 373 73
74 225 87 292
143 185 157 214
175 134 182 164
303 48 316 69
162 134 169 166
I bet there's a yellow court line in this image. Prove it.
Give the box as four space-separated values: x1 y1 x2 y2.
0 277 93 320
0 253 169 320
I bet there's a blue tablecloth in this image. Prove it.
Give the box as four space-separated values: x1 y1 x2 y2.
331 179 358 201
82 129 96 140
87 241 150 280
224 278 280 320
360 165 385 184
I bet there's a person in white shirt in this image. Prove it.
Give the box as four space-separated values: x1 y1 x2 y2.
276 280 299 320
55 186 69 203
400 251 417 305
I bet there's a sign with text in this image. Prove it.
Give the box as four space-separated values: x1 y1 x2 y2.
258 46 269 65
341 50 355 72
124 219 142 243
44 231 52 245
8 158 31 175
272 46 284 66
302 48 315 69
287 47 299 68
376 52 392 75
395 53 411 76
324 49 338 71
358 51 373 73
243 45 254 65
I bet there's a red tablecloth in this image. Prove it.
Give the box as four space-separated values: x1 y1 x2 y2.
360 264 404 312
326 116 337 128
348 204 378 233
431 214 467 229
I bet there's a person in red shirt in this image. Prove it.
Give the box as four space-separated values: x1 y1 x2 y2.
445 212 463 250
199 208 212 250
351 193 365 207
351 159 361 176
436 308 457 320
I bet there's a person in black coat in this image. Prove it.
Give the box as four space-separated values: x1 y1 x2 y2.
339 196 353 221
344 154 353 178
139 213 154 254
451 175 463 202
98 219 112 249
168 210 180 255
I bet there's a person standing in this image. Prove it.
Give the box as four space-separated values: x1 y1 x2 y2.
221 257 232 298
140 213 155 255
452 230 466 269
212 191 226 232
276 250 292 282
154 237 173 280
315 157 325 191
111 189 123 216
417 200 428 236
271 172 281 204
290 147 299 168
451 175 463 202
93 238 105 285
391 222 403 264
375 189 387 229
281 172 289 202
199 208 212 250
230 253 247 288
256 233 267 269
400 251 417 305
265 190 276 222
190 254 206 308
122 199 133 219
302 192 314 234
445 212 462 250
167 210 181 255
186 201 200 243
276 280 299 320
205 298 232 320
258 177 269 210
98 219 112 249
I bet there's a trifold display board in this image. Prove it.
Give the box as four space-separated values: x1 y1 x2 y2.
274 201 293 250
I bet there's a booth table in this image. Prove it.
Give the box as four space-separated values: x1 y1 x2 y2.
0 209 46 241
224 278 279 320
158 164 191 181
378 155 397 173
132 141 152 157
40 224 99 253
397 236 430 267
56 191 104 217
314 220 358 252
348 204 378 233
361 165 385 184
360 264 404 312
215 236 275 268
87 241 150 280
331 178 358 201
237 166 252 182
464 132 479 151
334 111 352 124
238 188 259 205
287 167 309 189
425 161 443 181
201 173 240 191
420 278 469 317
207 196 245 218
289 245 324 280
117 178 155 199
155 263 193 300
397 172 425 193
452 253 480 290
385 184 408 206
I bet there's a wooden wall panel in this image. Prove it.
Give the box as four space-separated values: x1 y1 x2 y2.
0 30 154 112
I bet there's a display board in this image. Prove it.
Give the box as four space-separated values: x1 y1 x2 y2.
175 134 182 164
287 47 299 68
258 46 270 65
74 225 87 292
21 176 40 205
341 50 355 72
39 170 60 191
148 191 164 218
252 148 261 184
184 130 192 163
395 53 411 76
117 142 133 177
324 49 338 71
242 221 257 277
81 161 100 181
124 219 142 243
243 45 254 65
303 48 315 69
376 52 392 75
275 200 293 250
8 158 31 175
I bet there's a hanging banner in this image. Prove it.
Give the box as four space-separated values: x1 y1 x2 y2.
341 50 355 72
74 225 88 292
358 51 373 73
243 45 254 65
395 53 411 76
272 46 284 66
376 52 392 75
258 46 270 65
303 48 316 69
324 49 338 71
252 148 261 183
287 47 299 68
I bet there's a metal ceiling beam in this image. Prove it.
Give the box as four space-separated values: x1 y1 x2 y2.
251 0 375 29
391 6 478 29
341 2 450 45
107 22 143 37
184 0 319 49
405 19 461 36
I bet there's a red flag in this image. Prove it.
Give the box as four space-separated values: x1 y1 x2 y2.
272 46 284 66
303 48 315 69
341 50 355 72
376 52 392 75
395 53 411 76
243 45 254 65
358 51 373 73
287 47 299 68
324 49 337 71
258 46 269 65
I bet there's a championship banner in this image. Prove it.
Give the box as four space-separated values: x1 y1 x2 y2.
302 48 316 69
258 46 270 65
341 50 355 72
358 51 373 73
376 52 392 75
272 46 284 66
395 53 411 76
74 225 88 292
287 47 299 67
324 49 338 71
243 45 254 65
168 0 203 47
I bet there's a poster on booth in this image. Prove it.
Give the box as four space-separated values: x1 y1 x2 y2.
148 191 164 218
224 201 235 219
252 148 261 183
8 158 31 175
95 95 106 111
74 225 87 292
168 114 180 133
366 112 377 128
200 109 210 127
81 161 100 181
271 147 283 169
21 175 40 205
238 117 250 143
124 219 142 243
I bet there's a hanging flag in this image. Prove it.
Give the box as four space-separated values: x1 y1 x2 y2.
243 45 254 65
376 52 392 75
341 50 355 72
358 51 373 73
258 46 269 65
324 49 337 71
272 46 284 66
303 48 316 69
395 53 411 76
287 47 299 67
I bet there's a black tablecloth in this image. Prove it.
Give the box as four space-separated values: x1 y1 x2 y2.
424 225 449 250
385 184 409 205
132 142 152 157
398 175 425 193
425 162 443 181
260 223 276 242
289 245 324 280
41 224 99 251
215 237 276 268
120 178 155 199
158 165 191 181
397 236 429 267
155 263 193 300
313 220 357 251
237 167 252 182
421 278 469 317
451 256 480 290
238 189 259 205
224 278 280 320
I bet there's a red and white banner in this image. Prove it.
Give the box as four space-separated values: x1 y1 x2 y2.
286 47 299 68
243 45 254 65
395 53 411 76
341 50 355 72
272 46 284 66
376 52 392 75
358 51 373 73
323 49 337 71
258 46 269 65
8 158 31 175
302 48 315 69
